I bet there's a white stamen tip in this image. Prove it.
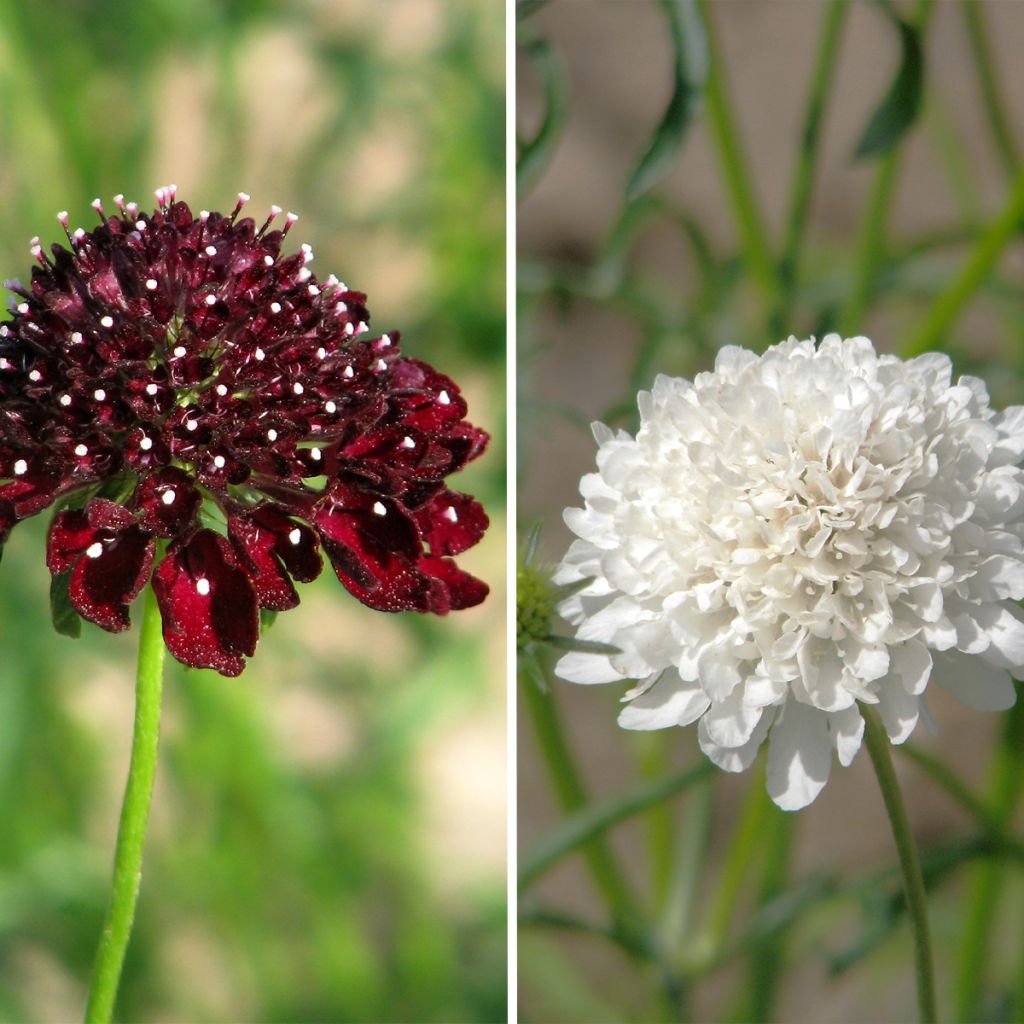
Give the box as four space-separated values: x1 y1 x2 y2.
91 198 103 211
444 506 459 523
200 210 210 222
375 359 387 372
438 390 451 405
146 383 159 396
16 303 29 315
324 400 337 414
343 365 355 378
186 419 198 432
298 267 312 282
57 211 69 226
161 490 176 505
288 527 302 545
213 455 226 468
196 577 211 596
173 345 187 357
316 347 327 360
71 332 83 344
145 278 158 290
344 323 354 337
336 302 348 313
140 436 153 451
28 370 42 382
59 394 71 407
308 285 319 295
381 334 391 346
94 388 106 401
267 429 278 442
254 347 265 361
205 293 217 306
86 542 103 559
135 221 147 232
205 245 217 257
310 447 322 461
372 501 387 517
237 192 250 204
293 382 304 395
216 384 228 396
100 315 114 328
74 444 88 457
270 204 282 216
285 212 298 225
264 255 274 266
74 228 86 240
401 436 415 449
13 459 27 475
270 302 281 314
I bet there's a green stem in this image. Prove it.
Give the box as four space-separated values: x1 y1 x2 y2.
903 166 1024 356
953 695 1024 1023
85 585 166 1023
697 0 780 314
840 0 932 336
640 731 675 906
771 0 848 335
519 670 640 931
963 1 1019 181
862 707 938 1024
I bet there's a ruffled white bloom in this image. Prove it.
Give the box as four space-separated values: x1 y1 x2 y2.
555 336 1024 809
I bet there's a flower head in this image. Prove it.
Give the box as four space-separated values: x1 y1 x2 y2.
1 187 489 675
556 336 1024 809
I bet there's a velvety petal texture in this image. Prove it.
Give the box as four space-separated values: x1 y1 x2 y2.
1 188 489 674
556 336 1024 810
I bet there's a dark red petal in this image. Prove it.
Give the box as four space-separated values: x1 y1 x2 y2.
68 527 155 632
86 497 135 531
133 467 202 538
47 508 98 573
415 490 489 556
152 529 258 677
419 556 489 612
313 485 428 612
228 510 300 612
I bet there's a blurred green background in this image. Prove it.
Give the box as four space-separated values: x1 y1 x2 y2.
0 2 505 1021
519 2 1024 1022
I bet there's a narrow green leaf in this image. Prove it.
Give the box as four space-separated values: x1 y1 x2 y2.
521 520 543 566
49 571 82 639
519 650 549 693
517 38 569 198
519 761 714 889
543 634 620 656
854 14 923 159
626 0 708 200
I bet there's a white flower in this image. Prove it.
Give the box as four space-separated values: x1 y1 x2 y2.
555 336 1024 810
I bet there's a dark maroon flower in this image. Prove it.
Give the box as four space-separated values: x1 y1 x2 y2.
0 187 489 676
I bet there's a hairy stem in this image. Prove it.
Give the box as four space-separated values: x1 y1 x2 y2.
85 584 166 1023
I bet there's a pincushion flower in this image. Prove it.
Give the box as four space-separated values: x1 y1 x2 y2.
555 335 1024 809
0 186 489 676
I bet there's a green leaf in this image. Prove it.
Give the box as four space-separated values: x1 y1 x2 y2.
260 608 278 632
625 0 708 201
519 649 549 693
521 520 543 566
854 14 923 159
49 571 82 639
517 38 569 198
519 761 714 889
543 634 620 656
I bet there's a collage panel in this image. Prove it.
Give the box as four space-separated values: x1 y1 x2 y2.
518 2 1024 1023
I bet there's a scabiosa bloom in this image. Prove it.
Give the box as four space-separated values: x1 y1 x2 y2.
0 187 489 676
555 336 1024 809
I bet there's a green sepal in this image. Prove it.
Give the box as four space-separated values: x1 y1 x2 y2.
50 571 83 639
520 649 549 694
260 608 278 632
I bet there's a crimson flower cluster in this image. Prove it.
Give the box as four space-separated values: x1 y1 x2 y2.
0 187 489 675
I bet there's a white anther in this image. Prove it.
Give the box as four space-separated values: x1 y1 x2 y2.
196 577 211 596
285 212 298 226
146 383 159 395
94 389 106 401
13 459 27 475
356 321 368 335
375 359 387 372
59 394 71 407
74 444 88 457
91 198 103 212
0 359 8 371
343 365 354 378
161 490 176 505
270 204 282 216
205 294 217 306
310 447 322 462
86 542 103 559
270 302 281 314
344 323 354 337
57 211 69 226
113 194 125 210
336 301 348 313
74 228 86 241
28 370 42 382
100 315 114 328
199 210 210 222
16 303 28 315
186 419 198 432
438 390 451 405
264 255 274 266
213 455 226 468
372 501 387 516
216 384 228 396
401 436 415 449
444 506 459 523
316 347 326 360
254 347 265 361
135 221 147 231
205 245 217 257
71 332 83 344
297 267 312 282
267 429 278 442
308 285 319 296
324 400 337 414
237 191 250 204
380 334 391 346
288 527 302 545
293 382 304 395
140 436 153 451
173 345 187 357
145 278 158 290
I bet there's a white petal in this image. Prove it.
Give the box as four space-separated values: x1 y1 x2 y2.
971 555 1024 602
931 649 1017 711
876 682 919 743
984 602 1024 670
698 709 773 773
766 702 832 810
697 647 742 700
828 705 864 767
703 687 764 747
619 672 710 730
555 650 623 685
890 640 932 695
